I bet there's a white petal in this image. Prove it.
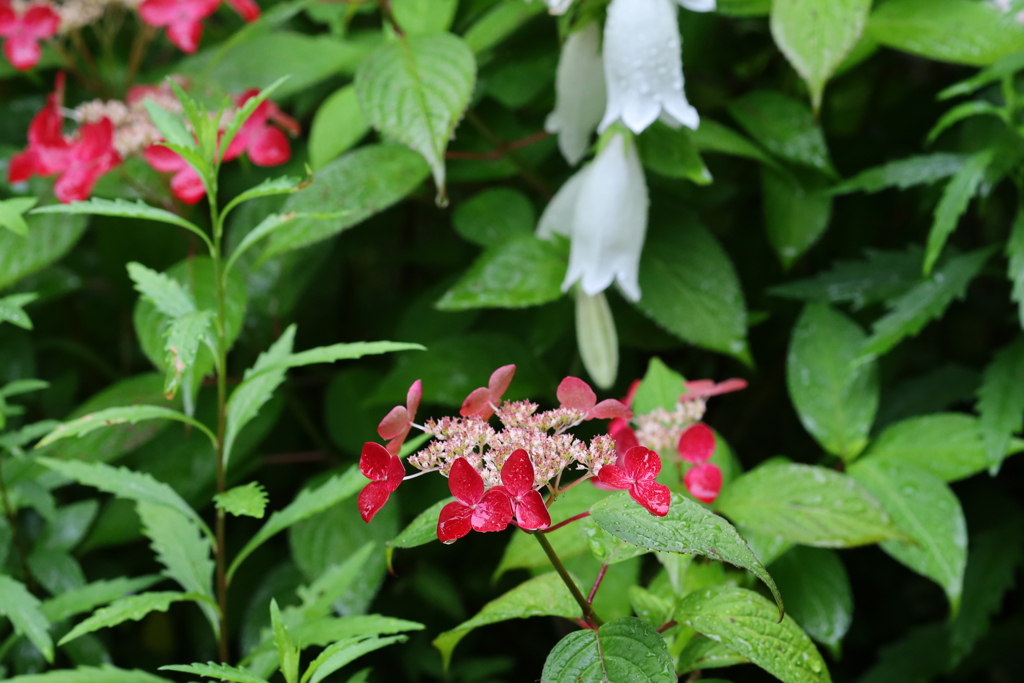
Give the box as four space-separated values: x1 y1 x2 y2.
575 290 618 390
677 0 716 11
563 134 648 301
600 0 699 134
545 23 607 166
537 165 589 240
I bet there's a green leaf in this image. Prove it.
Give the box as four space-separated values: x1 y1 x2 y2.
433 572 580 671
0 197 37 235
763 168 832 269
214 482 269 519
858 247 994 361
270 341 425 374
831 153 968 195
541 617 675 683
222 176 306 220
37 406 216 450
770 0 872 111
228 467 363 581
220 76 290 163
927 101 1007 145
294 543 376 620
436 236 566 310
266 144 429 256
787 304 879 460
308 85 370 171
940 49 1024 100
301 635 406 683
163 310 214 400
386 497 451 561
0 210 86 290
41 575 162 623
677 637 748 674
677 586 832 683
228 213 341 274
126 262 197 319
161 662 269 683
33 198 208 250
272 600 301 683
867 0 1024 66
977 338 1024 472
924 150 995 275
691 119 780 169
141 99 195 151
462 0 545 54
355 33 476 202
0 293 38 330
0 378 49 398
59 592 197 646
452 188 535 247
769 547 853 649
848 459 967 612
715 462 902 547
635 216 749 361
728 90 837 178
637 122 712 184
3 666 175 683
1009 207 1024 328
391 0 457 34
590 491 783 615
0 574 53 662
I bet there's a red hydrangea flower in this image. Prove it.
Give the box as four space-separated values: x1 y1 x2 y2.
500 449 550 530
557 376 631 420
677 422 715 463
224 89 300 166
138 0 220 54
378 379 422 456
357 442 405 523
143 144 206 204
460 364 516 420
684 462 722 504
0 2 59 71
682 378 748 399
597 446 671 516
437 457 513 543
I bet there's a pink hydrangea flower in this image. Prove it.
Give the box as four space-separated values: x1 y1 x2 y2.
378 380 422 456
597 445 671 516
677 422 715 463
437 457 513 543
500 449 550 530
138 0 219 53
357 442 405 523
0 2 59 71
460 364 516 420
225 89 300 167
556 376 631 420
684 462 722 504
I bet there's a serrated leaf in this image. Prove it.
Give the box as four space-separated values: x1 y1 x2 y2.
924 150 994 274
927 101 1007 145
59 592 197 646
3 665 175 683
436 236 566 310
0 574 53 662
222 175 306 219
940 49 1024 100
0 293 38 330
849 459 967 612
977 338 1024 472
41 575 162 623
0 197 37 235
355 33 475 202
161 662 269 683
763 167 832 269
728 90 837 177
271 600 300 683
677 586 832 683
37 407 215 451
163 310 214 400
1009 207 1024 328
433 572 580 670
770 0 872 111
831 153 968 195
142 98 195 151
272 341 425 373
858 247 993 361
715 462 902 547
677 636 748 674
301 635 406 683
541 617 675 683
769 547 852 648
590 491 783 615
127 262 197 319
214 482 268 519
32 198 207 245
787 304 879 460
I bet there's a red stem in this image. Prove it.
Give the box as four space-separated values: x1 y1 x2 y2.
587 563 608 604
541 511 591 533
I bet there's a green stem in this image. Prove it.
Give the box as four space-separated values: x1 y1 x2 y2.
533 532 603 627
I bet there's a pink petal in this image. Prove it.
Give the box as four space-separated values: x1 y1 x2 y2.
459 386 492 419
378 405 411 441
225 0 260 21
246 125 291 167
684 463 722 504
447 457 484 505
72 119 115 161
139 0 182 26
8 149 38 183
683 378 748 399
487 364 516 403
406 379 422 419
623 379 641 408
556 376 596 411
165 19 203 53
500 449 535 497
357 480 392 523
0 6 16 34
170 167 206 204
54 166 98 203
471 487 513 532
608 418 639 457
4 35 42 71
437 501 473 543
597 464 631 490
22 5 60 38
143 144 186 173
385 453 406 493
623 446 661 482
359 442 392 482
589 398 631 420
514 490 550 530
677 423 716 464
631 480 671 517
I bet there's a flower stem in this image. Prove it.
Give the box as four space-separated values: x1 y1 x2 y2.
210 182 230 664
533 532 603 627
587 562 608 604
540 511 590 533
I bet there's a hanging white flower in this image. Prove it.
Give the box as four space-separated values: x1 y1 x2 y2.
537 133 648 302
530 0 573 15
545 22 607 166
677 0 716 11
599 0 699 134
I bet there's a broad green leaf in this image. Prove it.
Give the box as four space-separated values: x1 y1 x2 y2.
770 0 872 111
590 491 783 614
0 210 86 290
541 617 676 683
924 150 994 274
787 304 878 460
386 497 451 566
301 635 406 683
831 153 968 195
637 123 712 184
867 0 1024 66
228 467 363 581
864 412 1024 481
355 33 475 201
214 482 268 519
858 247 994 361
677 637 748 673
34 500 97 553
452 188 535 247
848 459 966 611
0 574 53 662
3 666 174 683
579 517 649 565
161 662 269 683
0 293 37 330
628 586 672 629
635 216 749 361
632 357 686 415
32 198 206 246
308 86 369 171
728 90 837 178
433 572 580 670
391 0 457 34
692 118 779 168
1009 206 1024 328
977 338 1024 472
41 575 163 623
163 310 214 400
59 592 197 646
266 144 429 256
227 212 345 274
127 262 196 318
763 168 832 269
715 462 901 547
36 407 216 450
0 197 37 235
436 236 566 310
677 586 832 683
462 0 545 54
770 547 852 649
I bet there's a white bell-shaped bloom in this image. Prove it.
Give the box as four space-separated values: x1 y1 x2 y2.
677 0 716 11
600 0 699 134
538 133 648 302
545 22 607 166
531 0 573 15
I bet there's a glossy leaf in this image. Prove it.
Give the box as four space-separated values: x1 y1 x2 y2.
0 574 53 662
637 123 712 184
302 635 406 683
162 310 214 400
763 168 832 269
3 666 175 683
308 85 370 171
976 338 1024 472
1009 207 1024 328
770 547 853 648
160 662 269 683
59 592 197 646
924 150 994 275
728 90 837 177
831 153 968 195
0 197 36 236
677 637 748 674
214 482 269 519
0 293 37 330
0 211 86 290
540 617 675 683
41 575 163 623
452 188 534 247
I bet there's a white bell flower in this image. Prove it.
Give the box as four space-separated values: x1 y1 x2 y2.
677 0 716 11
545 22 607 166
531 0 573 15
599 0 699 134
537 133 649 302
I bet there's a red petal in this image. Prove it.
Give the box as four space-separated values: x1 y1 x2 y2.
447 457 484 505
631 480 671 517
514 490 550 530
378 405 411 441
225 0 260 21
166 20 203 53
683 378 748 399
589 399 631 420
4 35 41 71
54 167 98 203
8 149 37 183
437 501 473 543
143 144 186 173
608 418 639 457
73 119 116 161
622 379 641 408
385 454 405 493
499 449 535 497
246 125 291 167
359 442 392 482
597 464 631 490
357 481 391 522
459 386 492 419
556 376 596 411
487 364 516 403
138 0 180 26
170 167 206 204
406 379 422 419
684 463 722 504
471 487 513 532
22 5 60 37
677 423 716 464
0 6 16 33
623 446 661 481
